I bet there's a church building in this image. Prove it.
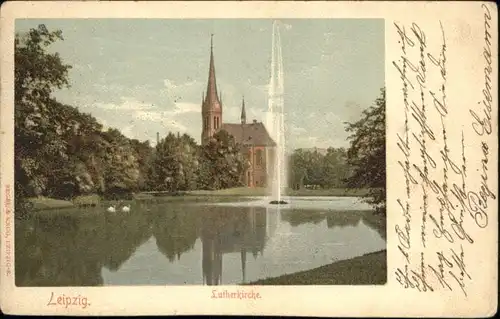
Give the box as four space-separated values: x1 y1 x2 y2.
201 37 276 188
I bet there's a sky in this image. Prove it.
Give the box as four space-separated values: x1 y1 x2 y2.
16 19 384 150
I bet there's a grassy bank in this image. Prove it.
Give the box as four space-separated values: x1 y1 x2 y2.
26 187 371 211
73 194 100 206
187 187 370 197
26 193 247 211
187 187 267 196
246 250 387 285
286 188 369 197
27 194 100 211
27 196 75 210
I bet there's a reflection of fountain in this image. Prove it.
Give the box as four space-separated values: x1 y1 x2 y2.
267 20 288 204
265 206 281 239
264 205 292 255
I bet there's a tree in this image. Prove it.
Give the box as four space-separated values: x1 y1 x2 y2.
100 128 141 196
303 150 324 188
344 88 386 214
14 24 159 209
152 132 200 192
14 24 72 214
129 139 154 191
178 133 200 191
319 147 349 188
288 149 308 190
287 147 350 190
198 130 247 190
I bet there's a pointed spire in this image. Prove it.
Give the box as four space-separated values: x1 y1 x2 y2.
205 33 219 105
241 96 247 124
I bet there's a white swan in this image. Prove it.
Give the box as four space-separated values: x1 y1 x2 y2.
106 205 116 213
121 205 130 213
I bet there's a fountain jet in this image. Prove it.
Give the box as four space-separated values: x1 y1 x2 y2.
266 21 287 205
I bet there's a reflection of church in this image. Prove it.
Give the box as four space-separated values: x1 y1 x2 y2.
201 206 268 285
16 201 386 286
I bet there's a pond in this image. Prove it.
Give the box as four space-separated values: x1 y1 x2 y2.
15 196 386 286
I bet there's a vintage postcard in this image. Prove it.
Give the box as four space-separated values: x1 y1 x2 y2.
0 0 497 316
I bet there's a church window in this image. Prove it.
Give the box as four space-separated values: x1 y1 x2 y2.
205 116 208 129
256 149 263 166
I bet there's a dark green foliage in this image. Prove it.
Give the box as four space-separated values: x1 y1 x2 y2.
14 25 147 211
152 132 200 192
15 25 72 217
344 88 386 214
198 130 248 190
288 147 351 190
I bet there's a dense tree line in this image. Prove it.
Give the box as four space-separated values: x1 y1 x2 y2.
150 130 246 192
287 147 351 190
14 25 247 214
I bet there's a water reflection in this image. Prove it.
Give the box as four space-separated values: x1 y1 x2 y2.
16 208 154 286
200 207 267 285
153 209 199 263
16 198 386 286
281 209 386 240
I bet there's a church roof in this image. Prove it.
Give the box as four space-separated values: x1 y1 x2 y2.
220 122 276 147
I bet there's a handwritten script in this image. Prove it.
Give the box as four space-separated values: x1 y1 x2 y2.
393 4 496 297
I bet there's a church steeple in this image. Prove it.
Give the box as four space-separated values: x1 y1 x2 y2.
241 96 247 124
201 34 222 145
205 34 219 106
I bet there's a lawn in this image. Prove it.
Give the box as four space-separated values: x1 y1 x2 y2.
246 250 387 285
